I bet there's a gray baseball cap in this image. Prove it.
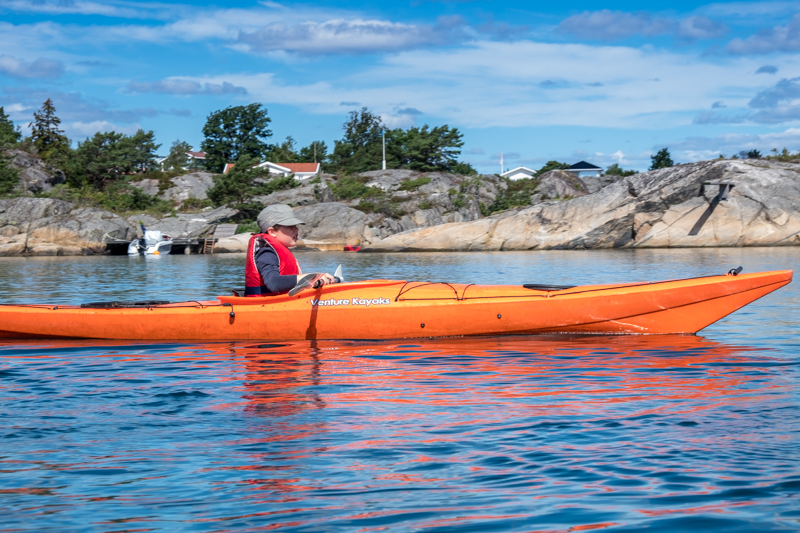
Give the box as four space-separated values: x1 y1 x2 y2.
257 204 305 232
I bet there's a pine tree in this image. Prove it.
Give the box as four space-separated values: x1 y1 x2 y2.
265 136 298 163
163 140 193 171
200 103 272 173
328 108 384 174
29 99 70 162
298 140 328 163
0 152 20 195
0 107 21 147
649 148 674 170
206 154 270 220
126 129 160 172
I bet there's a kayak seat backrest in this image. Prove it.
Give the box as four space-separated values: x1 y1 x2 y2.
522 284 575 291
231 288 245 297
80 301 171 308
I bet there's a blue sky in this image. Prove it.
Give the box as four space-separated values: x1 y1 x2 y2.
2 0 800 172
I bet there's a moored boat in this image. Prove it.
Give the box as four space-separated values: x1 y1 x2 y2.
127 229 172 255
0 269 791 341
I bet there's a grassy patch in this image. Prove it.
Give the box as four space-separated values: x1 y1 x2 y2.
180 198 213 211
41 183 175 217
482 177 539 215
235 221 259 234
260 174 300 195
398 176 431 191
330 175 371 200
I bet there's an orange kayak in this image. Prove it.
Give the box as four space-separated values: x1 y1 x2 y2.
0 270 791 341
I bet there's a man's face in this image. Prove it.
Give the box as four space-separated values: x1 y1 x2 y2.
269 224 299 247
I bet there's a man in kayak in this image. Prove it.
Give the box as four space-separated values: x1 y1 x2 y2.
245 204 335 297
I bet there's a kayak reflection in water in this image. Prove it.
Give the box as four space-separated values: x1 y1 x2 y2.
244 204 336 297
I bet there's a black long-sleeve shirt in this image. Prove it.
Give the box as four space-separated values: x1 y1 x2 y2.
254 245 298 293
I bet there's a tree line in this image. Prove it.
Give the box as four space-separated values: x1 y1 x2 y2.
0 100 474 198
199 105 473 175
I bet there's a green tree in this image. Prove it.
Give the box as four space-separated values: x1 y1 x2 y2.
535 160 569 176
738 149 761 159
0 152 20 195
605 163 637 177
71 129 158 189
328 108 384 174
265 136 298 163
450 161 477 175
0 107 21 147
128 129 160 172
29 99 71 163
73 131 131 189
386 124 464 171
649 148 674 170
298 140 328 163
163 140 193 171
200 103 272 173
207 155 270 220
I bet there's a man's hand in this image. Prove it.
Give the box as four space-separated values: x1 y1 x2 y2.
316 273 336 286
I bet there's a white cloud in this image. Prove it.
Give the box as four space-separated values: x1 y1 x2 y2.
125 79 247 95
670 127 800 156
727 13 800 54
65 120 142 137
236 17 469 56
558 10 726 41
700 1 800 19
168 40 796 131
0 54 64 78
0 0 179 20
380 113 416 129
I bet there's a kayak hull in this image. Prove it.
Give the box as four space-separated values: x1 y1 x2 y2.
0 271 791 340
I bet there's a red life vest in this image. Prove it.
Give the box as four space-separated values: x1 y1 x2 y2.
245 233 302 297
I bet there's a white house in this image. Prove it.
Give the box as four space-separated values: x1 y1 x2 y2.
500 166 535 180
566 161 602 178
255 162 321 180
158 150 206 171
223 161 321 181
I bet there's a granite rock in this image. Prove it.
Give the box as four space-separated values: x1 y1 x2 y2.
254 181 334 207
126 206 237 239
364 160 800 251
294 202 370 244
213 232 251 253
535 170 588 199
130 172 215 206
0 197 134 242
6 149 65 193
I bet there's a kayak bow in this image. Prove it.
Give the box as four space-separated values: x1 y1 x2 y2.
0 270 791 340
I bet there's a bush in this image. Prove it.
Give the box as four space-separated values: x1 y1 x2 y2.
739 149 762 159
767 148 800 162
449 161 477 175
235 221 259 234
398 176 431 191
605 163 637 177
331 175 371 199
482 177 539 215
181 198 213 211
355 197 406 218
0 153 20 196
260 174 300 195
40 183 174 216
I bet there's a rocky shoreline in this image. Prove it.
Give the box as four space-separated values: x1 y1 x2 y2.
1 159 799 256
363 159 800 251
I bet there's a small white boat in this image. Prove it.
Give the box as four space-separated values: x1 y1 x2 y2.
128 230 172 255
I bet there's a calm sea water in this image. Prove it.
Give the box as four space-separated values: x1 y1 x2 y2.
1 249 799 532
